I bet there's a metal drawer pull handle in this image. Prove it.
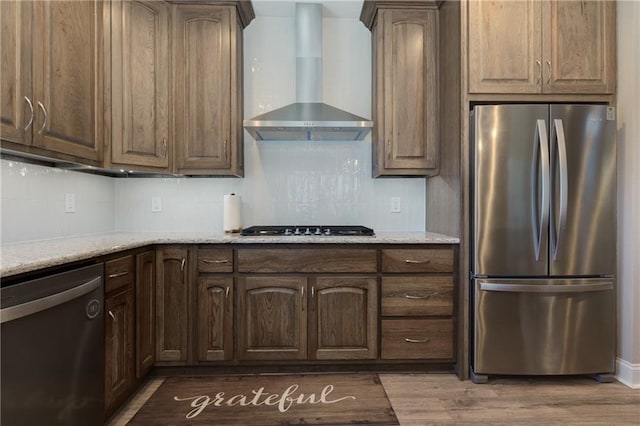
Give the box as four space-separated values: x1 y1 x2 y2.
108 271 129 278
37 101 47 135
24 96 34 131
405 338 430 344
405 259 429 264
108 310 116 320
180 258 186 271
404 293 440 300
202 259 228 264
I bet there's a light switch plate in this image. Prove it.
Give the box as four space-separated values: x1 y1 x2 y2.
391 197 401 213
151 196 162 212
64 193 76 213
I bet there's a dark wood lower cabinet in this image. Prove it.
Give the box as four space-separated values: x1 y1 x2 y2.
156 246 190 363
237 276 308 361
310 276 378 360
104 286 135 416
197 277 233 361
136 251 156 377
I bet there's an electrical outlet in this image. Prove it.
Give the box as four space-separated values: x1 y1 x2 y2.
151 196 162 212
391 197 401 213
64 193 76 213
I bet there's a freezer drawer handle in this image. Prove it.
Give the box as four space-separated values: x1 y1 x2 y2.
405 338 430 344
479 282 613 293
405 259 429 264
0 276 102 324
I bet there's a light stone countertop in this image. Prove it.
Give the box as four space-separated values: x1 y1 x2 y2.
0 231 459 278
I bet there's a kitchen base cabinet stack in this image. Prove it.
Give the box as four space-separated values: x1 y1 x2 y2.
135 250 156 378
196 248 234 362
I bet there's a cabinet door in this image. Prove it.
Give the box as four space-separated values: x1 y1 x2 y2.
31 0 105 162
467 0 542 94
174 5 242 176
542 0 615 94
310 277 378 360
156 247 190 363
111 0 170 170
375 9 438 176
237 276 307 360
136 250 155 378
0 0 32 146
197 277 233 361
104 287 135 415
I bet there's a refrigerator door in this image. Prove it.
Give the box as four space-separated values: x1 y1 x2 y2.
549 105 617 276
473 277 615 375
472 104 550 276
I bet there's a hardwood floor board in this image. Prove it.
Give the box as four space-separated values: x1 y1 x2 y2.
380 374 640 425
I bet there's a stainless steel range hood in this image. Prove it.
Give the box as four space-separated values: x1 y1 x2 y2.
243 3 372 141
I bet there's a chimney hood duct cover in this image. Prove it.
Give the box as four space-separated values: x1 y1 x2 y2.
243 3 372 141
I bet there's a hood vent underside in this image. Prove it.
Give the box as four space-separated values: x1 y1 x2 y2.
243 3 372 141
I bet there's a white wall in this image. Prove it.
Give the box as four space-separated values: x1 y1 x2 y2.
615 0 640 388
0 159 115 244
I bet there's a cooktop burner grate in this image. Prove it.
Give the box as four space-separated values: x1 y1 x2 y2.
240 225 375 237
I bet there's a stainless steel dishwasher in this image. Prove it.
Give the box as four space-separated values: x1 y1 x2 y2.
1 263 104 425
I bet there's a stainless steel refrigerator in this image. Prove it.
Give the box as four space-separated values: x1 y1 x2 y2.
470 104 616 383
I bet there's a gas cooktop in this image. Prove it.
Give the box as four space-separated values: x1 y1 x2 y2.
240 225 375 237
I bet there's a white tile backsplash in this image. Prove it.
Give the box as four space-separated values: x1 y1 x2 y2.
1 5 426 243
1 159 116 244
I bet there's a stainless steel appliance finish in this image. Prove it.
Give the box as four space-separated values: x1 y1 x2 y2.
1 264 104 425
243 3 373 141
241 225 375 237
470 104 616 380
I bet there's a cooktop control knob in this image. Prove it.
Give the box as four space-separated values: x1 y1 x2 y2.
324 228 331 235
284 228 292 236
294 228 302 235
314 228 322 235
304 228 312 236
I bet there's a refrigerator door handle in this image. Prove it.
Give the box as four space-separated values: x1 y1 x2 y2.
531 119 550 261
552 119 569 260
479 281 612 293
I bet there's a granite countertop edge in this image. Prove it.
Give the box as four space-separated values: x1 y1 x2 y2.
1 231 460 278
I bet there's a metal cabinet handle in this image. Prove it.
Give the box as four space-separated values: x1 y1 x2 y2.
300 286 305 311
202 259 228 264
108 310 116 320
37 101 47 135
223 140 228 160
536 60 542 85
23 96 34 131
387 139 392 160
546 60 552 86
404 292 440 300
405 259 429 264
162 137 167 157
180 258 186 271
225 286 231 312
311 286 315 298
405 338 430 344
108 271 129 279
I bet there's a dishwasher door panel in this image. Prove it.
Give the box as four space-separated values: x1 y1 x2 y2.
473 277 615 375
1 264 104 426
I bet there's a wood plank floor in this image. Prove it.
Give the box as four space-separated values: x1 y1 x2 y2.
109 374 640 425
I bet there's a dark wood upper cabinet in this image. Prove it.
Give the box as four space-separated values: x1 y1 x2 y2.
173 4 245 176
109 0 170 172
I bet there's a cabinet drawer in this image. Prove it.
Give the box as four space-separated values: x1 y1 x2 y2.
105 255 135 293
237 248 377 273
381 319 453 360
382 276 453 316
197 248 233 273
381 248 454 273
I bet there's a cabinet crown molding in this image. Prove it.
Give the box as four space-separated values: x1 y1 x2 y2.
360 0 442 30
166 1 255 28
